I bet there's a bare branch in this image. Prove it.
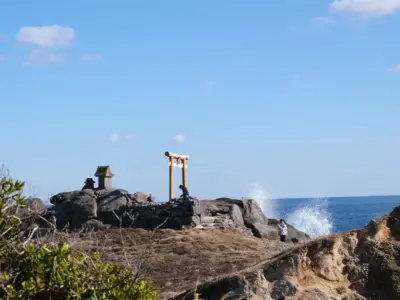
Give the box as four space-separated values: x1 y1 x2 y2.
22 225 38 246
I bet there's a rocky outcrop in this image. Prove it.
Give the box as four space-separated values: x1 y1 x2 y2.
43 190 310 242
171 205 400 300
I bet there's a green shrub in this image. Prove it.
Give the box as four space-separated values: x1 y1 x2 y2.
0 176 159 300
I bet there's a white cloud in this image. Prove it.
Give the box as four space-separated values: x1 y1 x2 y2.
82 53 102 61
389 64 400 72
16 25 75 47
24 49 65 66
108 133 132 143
330 0 400 16
309 16 335 24
172 134 186 143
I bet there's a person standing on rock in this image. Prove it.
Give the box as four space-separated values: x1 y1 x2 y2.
278 219 287 242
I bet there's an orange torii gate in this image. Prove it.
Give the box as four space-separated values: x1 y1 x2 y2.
165 151 189 201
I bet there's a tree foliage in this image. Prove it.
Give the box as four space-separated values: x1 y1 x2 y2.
0 176 158 299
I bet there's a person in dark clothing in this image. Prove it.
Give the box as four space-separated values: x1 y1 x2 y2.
179 185 190 199
82 178 95 190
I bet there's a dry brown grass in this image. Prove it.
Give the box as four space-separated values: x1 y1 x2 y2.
58 228 291 299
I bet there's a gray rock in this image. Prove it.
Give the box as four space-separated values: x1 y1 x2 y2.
252 222 279 239
80 219 110 232
199 198 243 215
270 279 297 299
97 189 129 212
387 205 400 236
71 191 97 229
229 204 245 228
97 189 130 226
53 200 73 229
26 197 48 215
242 199 267 226
130 192 150 203
50 191 78 205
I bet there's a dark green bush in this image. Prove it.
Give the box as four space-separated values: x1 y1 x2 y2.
0 176 158 299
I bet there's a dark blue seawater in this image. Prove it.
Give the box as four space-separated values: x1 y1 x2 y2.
270 195 400 236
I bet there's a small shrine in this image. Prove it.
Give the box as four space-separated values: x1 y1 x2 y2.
94 165 114 189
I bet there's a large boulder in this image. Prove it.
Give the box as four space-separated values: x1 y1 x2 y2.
242 199 267 226
97 189 130 226
251 222 280 239
52 200 73 229
229 204 245 228
197 198 308 242
71 190 97 229
50 191 77 205
130 192 151 204
26 197 48 215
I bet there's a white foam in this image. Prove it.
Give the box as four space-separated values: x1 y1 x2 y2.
286 198 333 238
248 182 276 219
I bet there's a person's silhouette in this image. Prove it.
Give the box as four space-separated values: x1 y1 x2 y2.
179 185 190 199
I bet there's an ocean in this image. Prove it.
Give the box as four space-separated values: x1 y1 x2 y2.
248 183 400 237
258 195 400 237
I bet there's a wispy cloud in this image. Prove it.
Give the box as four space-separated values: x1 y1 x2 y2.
309 16 335 25
82 53 102 62
16 25 75 47
388 64 400 72
172 134 186 143
24 49 65 66
107 133 133 143
330 0 400 17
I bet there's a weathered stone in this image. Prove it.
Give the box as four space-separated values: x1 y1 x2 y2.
252 222 279 239
53 200 73 229
387 205 400 238
71 191 97 228
242 199 267 226
50 191 78 205
97 189 129 226
130 192 150 203
229 204 245 228
26 197 47 215
80 219 110 232
270 279 297 299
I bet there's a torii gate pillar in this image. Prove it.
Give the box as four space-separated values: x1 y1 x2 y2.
165 151 189 201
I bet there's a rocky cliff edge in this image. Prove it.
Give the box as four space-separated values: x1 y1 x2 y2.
170 205 400 300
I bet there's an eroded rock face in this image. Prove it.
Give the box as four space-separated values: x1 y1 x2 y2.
171 205 400 300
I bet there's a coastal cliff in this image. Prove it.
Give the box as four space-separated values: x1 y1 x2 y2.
20 189 400 299
170 205 400 300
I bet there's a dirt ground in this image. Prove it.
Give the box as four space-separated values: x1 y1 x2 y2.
63 228 291 298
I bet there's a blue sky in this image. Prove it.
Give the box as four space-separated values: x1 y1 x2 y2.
1 0 400 201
